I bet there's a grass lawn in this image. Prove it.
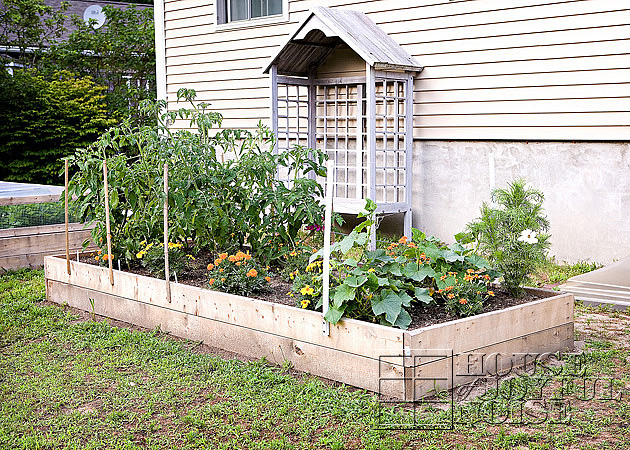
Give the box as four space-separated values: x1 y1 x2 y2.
1 269 629 449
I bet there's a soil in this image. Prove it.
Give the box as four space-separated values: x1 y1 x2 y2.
79 252 545 331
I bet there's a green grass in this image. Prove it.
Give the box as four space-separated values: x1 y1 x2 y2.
527 257 603 288
1 270 629 449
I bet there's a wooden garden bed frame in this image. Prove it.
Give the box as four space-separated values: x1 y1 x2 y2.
45 255 574 399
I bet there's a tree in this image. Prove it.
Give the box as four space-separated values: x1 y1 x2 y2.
43 5 156 121
0 0 68 66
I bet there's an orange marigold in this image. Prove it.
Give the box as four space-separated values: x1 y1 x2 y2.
246 268 258 278
207 263 214 271
219 253 228 260
228 255 238 262
399 236 408 244
265 276 271 282
459 298 468 305
209 278 215 286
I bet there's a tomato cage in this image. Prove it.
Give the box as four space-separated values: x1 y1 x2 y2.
264 7 422 241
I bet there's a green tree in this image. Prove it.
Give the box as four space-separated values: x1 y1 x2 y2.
0 0 68 66
43 5 156 120
0 69 116 184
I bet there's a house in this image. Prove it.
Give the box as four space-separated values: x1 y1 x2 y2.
153 0 630 263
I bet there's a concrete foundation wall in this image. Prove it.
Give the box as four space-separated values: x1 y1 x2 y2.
411 141 630 264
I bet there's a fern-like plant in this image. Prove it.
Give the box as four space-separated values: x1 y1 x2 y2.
465 179 551 297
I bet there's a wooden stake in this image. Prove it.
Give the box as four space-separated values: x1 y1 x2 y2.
64 159 71 275
164 163 171 303
103 160 114 285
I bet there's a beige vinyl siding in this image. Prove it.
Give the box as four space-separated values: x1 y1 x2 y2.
162 0 630 140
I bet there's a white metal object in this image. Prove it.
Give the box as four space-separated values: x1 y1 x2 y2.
164 163 171 303
102 161 114 286
322 160 334 336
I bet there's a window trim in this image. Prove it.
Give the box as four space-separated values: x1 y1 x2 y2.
215 0 288 30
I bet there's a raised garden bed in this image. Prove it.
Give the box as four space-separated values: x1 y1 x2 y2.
45 255 574 399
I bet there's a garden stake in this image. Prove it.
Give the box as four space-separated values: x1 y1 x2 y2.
322 160 334 337
164 163 171 303
64 159 71 275
103 160 114 285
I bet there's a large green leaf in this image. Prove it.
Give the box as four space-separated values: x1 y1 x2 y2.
371 289 403 325
333 283 356 307
414 287 433 304
393 309 412 329
324 304 346 324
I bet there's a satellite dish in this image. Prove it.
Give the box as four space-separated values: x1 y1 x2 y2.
83 5 106 29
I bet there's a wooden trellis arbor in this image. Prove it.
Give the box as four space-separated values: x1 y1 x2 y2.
264 7 423 239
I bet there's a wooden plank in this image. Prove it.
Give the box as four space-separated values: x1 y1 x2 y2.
165 4 214 22
166 34 287 58
0 230 96 270
0 229 94 258
0 194 61 206
405 293 574 355
45 279 405 396
0 222 90 238
44 256 405 359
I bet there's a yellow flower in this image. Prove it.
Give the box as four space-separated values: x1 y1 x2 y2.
186 254 195 260
488 291 495 297
140 240 146 246
368 268 375 273
265 276 271 282
246 268 258 278
300 285 314 296
219 268 224 273
136 251 145 259
300 299 310 309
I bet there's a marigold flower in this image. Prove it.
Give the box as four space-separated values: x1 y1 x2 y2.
228 255 238 262
103 254 110 261
95 255 100 261
265 276 271 282
236 261 242 266
246 268 258 278
440 275 447 281
219 268 224 273
488 291 495 296
207 263 214 271
399 236 408 244
209 278 215 285
407 242 417 248
483 275 490 281
221 278 226 282
459 298 468 305
244 252 251 261
97 250 102 255
447 293 455 299
219 253 228 260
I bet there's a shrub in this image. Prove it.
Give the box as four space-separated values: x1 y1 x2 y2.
465 179 551 297
0 69 116 184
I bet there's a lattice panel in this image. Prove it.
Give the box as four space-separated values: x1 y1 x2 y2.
276 83 309 183
374 78 408 203
315 84 367 200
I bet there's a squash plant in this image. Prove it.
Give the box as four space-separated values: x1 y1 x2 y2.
304 200 501 329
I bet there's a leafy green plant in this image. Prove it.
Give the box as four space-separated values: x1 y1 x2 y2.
206 251 270 297
0 69 116 184
68 89 328 267
465 179 551 297
298 201 499 328
136 241 192 279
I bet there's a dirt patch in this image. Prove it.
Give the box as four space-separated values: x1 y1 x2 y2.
77 254 545 331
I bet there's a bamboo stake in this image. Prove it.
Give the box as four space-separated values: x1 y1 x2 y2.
64 159 71 275
103 160 114 285
164 163 171 303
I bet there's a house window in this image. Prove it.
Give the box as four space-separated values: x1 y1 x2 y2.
217 0 282 24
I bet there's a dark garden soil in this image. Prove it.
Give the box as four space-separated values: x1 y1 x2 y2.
79 252 545 331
